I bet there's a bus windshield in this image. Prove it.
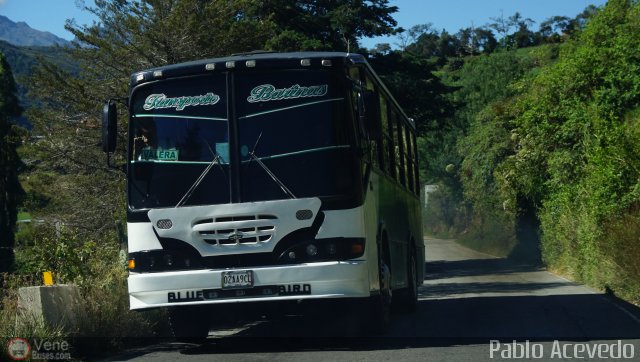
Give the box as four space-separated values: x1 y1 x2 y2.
128 69 356 209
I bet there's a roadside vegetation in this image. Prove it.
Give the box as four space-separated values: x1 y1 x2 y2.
423 0 640 304
0 0 639 359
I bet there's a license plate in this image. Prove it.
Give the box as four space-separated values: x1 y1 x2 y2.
221 270 253 289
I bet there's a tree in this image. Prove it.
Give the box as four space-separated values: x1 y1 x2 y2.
256 0 400 51
497 0 640 281
539 16 572 43
494 12 539 49
403 27 440 56
488 11 512 38
397 23 435 50
455 26 497 56
24 0 402 238
369 51 454 136
0 52 23 272
371 42 392 55
450 49 542 248
24 0 279 237
404 28 462 66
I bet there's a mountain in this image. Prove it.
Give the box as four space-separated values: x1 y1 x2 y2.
0 39 76 129
0 40 42 128
0 15 69 47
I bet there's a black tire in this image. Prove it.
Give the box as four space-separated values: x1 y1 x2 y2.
397 250 418 313
168 306 210 343
364 241 392 334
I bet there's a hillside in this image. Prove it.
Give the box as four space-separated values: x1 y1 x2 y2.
0 15 68 47
0 40 75 128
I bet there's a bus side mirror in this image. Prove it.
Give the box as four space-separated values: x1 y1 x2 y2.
102 100 117 153
362 91 382 140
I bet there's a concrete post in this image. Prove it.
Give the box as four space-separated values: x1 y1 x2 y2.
16 284 87 335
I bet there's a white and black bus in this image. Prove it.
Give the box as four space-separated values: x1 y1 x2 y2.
102 52 424 339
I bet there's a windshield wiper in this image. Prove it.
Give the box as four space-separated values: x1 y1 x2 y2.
175 139 227 208
248 132 296 199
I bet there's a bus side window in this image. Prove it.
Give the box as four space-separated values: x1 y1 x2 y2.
391 109 405 186
348 67 362 119
412 133 420 195
362 73 387 173
350 66 383 171
368 86 383 170
403 123 413 192
364 71 375 92
379 95 393 177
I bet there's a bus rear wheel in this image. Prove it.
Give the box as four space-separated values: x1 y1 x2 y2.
397 250 418 312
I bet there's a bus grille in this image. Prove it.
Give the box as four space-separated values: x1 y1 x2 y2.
193 214 277 246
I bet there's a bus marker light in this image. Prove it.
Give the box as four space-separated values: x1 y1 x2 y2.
246 60 256 67
153 70 163 78
321 59 332 67
300 59 311 66
127 259 136 270
135 73 144 82
205 63 215 71
226 61 236 69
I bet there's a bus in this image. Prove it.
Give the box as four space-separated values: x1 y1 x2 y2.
101 52 424 339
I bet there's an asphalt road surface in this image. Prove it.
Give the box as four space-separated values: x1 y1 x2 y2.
100 238 640 361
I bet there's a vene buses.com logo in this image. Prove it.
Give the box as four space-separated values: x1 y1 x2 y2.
6 338 31 360
6 337 72 360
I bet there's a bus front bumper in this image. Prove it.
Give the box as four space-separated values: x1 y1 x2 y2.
128 260 370 310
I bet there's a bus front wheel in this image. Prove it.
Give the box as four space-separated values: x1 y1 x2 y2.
168 305 211 343
365 242 392 334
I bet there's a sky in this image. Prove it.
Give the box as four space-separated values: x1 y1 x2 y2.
0 0 97 38
364 0 608 48
0 0 609 48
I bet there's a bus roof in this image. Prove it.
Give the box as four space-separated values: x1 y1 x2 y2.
130 52 366 87
129 51 415 129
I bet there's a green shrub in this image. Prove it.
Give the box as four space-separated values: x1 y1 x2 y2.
457 211 517 257
600 207 640 304
508 0 640 301
423 186 469 237
2 224 168 359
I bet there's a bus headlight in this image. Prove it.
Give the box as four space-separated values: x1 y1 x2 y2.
128 250 202 272
305 244 318 257
163 254 173 266
327 243 337 255
277 238 365 263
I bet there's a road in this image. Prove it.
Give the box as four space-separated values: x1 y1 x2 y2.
99 238 640 361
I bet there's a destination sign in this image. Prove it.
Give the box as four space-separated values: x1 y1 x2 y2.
139 148 179 161
143 92 220 111
247 84 328 103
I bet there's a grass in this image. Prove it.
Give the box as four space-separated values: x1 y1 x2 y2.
2 224 169 359
17 211 31 221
